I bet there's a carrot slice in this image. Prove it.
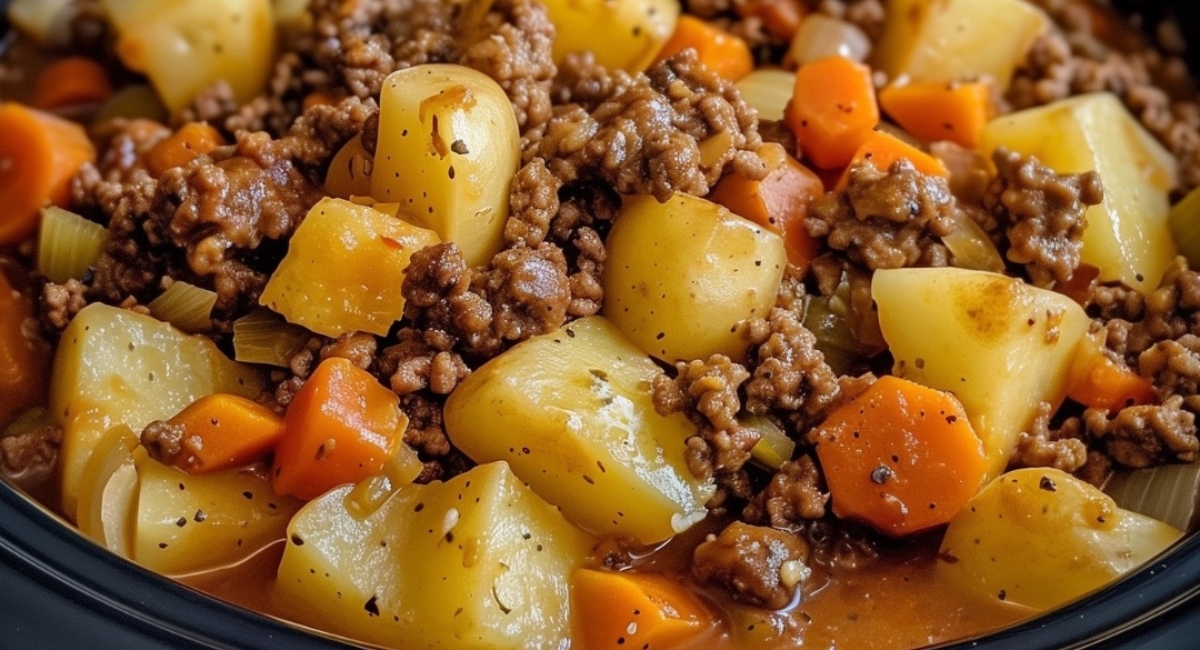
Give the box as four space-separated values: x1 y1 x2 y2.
572 568 717 650
654 15 755 82
31 57 114 111
1066 330 1157 413
0 271 51 429
709 142 824 273
143 122 225 178
0 102 95 246
166 393 287 473
272 357 409 500
784 55 879 170
834 128 949 190
878 80 996 149
811 375 987 537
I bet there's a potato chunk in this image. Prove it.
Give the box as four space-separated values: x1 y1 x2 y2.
601 193 786 364
100 0 276 112
873 0 1048 90
982 93 1178 292
371 64 519 268
259 198 440 337
872 268 1090 480
444 316 714 544
51 303 263 518
276 462 595 650
939 468 1181 611
537 0 679 73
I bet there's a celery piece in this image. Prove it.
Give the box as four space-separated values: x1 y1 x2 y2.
231 309 312 368
147 281 217 333
37 206 107 284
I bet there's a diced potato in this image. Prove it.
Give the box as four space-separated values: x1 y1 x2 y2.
100 0 276 113
873 0 1048 90
259 198 440 337
601 193 786 364
6 0 75 48
133 453 301 576
324 133 374 199
444 316 714 544
51 303 264 518
981 93 1178 292
939 468 1182 611
535 0 679 73
276 462 596 650
872 268 1090 480
371 64 519 268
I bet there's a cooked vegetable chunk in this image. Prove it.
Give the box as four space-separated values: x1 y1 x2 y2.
371 64 519 268
444 316 714 544
134 453 301 575
259 198 440 337
982 92 1178 292
0 271 51 430
51 303 264 518
873 0 1048 90
938 468 1182 611
100 0 276 112
602 193 786 364
872 268 1090 480
537 0 679 73
276 461 596 650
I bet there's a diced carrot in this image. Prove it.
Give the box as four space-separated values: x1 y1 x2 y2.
31 57 114 111
165 393 287 474
735 0 808 41
811 375 987 537
143 122 225 178
572 568 717 650
272 357 409 500
0 271 51 429
709 142 824 273
1057 262 1100 306
834 129 949 190
784 56 879 170
878 80 996 149
1066 330 1157 413
0 102 95 246
654 15 755 82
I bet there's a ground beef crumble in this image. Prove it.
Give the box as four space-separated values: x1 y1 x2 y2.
692 520 811 609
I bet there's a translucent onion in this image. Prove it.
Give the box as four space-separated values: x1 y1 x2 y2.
735 69 796 122
7 0 75 48
787 14 872 67
92 84 168 125
1168 185 1200 268
743 414 796 470
802 296 866 376
37 206 107 284
232 309 312 367
942 209 1006 273
1104 463 1200 532
147 281 217 333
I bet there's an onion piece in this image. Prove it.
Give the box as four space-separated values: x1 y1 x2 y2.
37 206 107 284
1104 463 1200 532
148 281 217 333
787 14 871 67
744 414 796 470
735 68 796 122
75 425 139 559
1169 185 1200 268
232 309 312 367
942 209 1006 273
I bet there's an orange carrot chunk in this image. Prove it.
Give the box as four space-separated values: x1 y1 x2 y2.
165 393 287 474
735 0 808 41
0 272 51 429
31 57 114 111
272 357 409 500
784 55 879 170
573 568 717 650
1066 331 1157 413
812 375 987 537
709 142 824 273
143 122 226 178
878 80 996 149
835 128 949 190
0 102 95 246
654 15 755 82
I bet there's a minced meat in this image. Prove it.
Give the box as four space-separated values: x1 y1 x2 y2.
692 520 811 609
